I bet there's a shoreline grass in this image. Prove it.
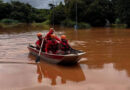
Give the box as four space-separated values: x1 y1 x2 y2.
111 24 127 28
0 22 50 29
0 22 128 29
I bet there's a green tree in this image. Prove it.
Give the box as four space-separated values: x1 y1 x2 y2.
10 1 35 23
116 0 130 27
0 1 12 20
49 2 66 25
34 9 49 22
0 0 49 23
86 0 115 26
67 0 86 22
0 0 3 3
63 0 115 26
48 3 55 10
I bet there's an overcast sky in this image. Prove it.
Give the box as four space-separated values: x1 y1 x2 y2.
3 0 64 9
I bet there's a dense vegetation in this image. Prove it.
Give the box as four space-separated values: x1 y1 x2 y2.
51 0 130 28
0 0 49 24
0 0 130 28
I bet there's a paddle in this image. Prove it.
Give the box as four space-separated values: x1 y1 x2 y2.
35 38 44 63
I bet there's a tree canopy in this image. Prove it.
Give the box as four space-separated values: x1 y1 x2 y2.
0 0 49 23
49 0 130 27
0 0 130 27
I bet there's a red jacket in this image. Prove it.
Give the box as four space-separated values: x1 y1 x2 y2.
45 29 53 40
36 38 45 51
45 30 60 41
45 40 59 54
36 39 42 47
60 39 71 51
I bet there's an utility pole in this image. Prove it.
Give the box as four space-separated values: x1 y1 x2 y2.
75 0 78 30
52 0 55 28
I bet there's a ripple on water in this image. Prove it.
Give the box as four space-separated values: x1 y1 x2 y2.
0 28 130 90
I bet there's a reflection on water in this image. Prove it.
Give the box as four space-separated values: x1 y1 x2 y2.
36 62 85 85
27 51 86 85
0 27 130 89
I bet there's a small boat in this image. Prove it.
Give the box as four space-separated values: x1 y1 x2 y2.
28 45 86 64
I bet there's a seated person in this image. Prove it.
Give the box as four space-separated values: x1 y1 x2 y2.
45 34 59 54
60 35 72 54
45 28 60 41
35 33 45 51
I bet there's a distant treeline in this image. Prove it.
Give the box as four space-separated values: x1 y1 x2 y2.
51 0 130 27
0 0 49 24
0 0 130 27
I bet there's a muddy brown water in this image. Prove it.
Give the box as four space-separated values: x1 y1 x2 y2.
0 27 130 90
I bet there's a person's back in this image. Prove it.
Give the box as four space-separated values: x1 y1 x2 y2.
45 28 54 40
45 34 59 54
60 35 71 54
45 28 60 41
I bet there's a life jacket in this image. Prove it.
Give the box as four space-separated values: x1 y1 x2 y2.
47 40 59 53
45 30 60 41
42 39 46 52
36 38 46 51
36 39 42 46
60 39 70 51
45 29 54 40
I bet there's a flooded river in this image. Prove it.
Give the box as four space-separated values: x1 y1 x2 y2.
0 27 130 90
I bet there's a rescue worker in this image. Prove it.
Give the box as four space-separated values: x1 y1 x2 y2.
60 35 72 54
35 33 45 51
45 34 59 54
36 33 43 50
45 28 60 41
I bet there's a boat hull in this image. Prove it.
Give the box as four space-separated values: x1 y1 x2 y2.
28 45 85 64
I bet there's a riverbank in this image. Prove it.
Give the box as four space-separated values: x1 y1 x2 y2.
0 22 50 29
0 22 128 30
0 22 91 29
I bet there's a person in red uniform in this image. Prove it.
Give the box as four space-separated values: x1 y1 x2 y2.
36 33 42 50
60 35 72 54
45 28 60 41
45 34 59 54
35 33 45 51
